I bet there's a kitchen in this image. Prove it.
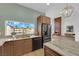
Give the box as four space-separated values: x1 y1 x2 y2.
0 3 51 56
0 3 44 56
1 3 79 56
0 14 51 56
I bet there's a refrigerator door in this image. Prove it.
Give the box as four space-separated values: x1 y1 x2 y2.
42 23 51 43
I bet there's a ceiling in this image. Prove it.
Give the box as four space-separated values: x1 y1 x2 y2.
18 3 54 13
18 3 75 14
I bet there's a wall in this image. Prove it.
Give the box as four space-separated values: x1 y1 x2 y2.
46 3 79 41
0 3 44 37
46 3 66 35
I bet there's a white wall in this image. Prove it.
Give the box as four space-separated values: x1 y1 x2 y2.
46 4 66 35
45 3 79 41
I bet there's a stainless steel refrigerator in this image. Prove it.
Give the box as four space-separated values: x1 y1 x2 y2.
41 23 51 43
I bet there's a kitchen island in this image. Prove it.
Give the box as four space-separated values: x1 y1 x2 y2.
44 36 79 56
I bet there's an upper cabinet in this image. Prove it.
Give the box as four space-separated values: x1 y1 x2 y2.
37 16 50 24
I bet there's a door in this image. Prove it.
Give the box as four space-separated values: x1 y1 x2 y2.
54 17 61 36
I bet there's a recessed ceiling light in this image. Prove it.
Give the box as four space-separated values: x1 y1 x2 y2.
46 3 50 6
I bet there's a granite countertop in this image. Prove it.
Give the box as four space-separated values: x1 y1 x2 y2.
0 35 40 46
44 36 79 56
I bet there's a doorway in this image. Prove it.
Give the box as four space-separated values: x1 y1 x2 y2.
54 17 61 36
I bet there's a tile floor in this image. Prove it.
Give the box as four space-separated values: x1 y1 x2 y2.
23 49 44 56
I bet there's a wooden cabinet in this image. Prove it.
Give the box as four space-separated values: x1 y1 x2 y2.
37 16 50 24
13 40 24 56
0 39 32 56
13 39 32 56
23 39 32 54
44 46 62 56
0 46 2 56
3 41 14 56
42 16 50 24
37 16 50 35
54 17 61 36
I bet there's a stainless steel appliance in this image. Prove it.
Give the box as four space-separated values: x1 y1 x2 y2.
42 23 51 43
32 37 43 51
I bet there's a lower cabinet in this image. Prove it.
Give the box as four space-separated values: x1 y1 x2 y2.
3 41 14 56
0 39 32 56
23 39 32 54
44 46 62 56
13 40 24 56
0 46 2 56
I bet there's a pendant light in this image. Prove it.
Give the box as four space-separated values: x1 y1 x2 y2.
60 4 74 18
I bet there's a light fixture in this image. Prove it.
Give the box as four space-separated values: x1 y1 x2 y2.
60 4 74 18
46 3 50 6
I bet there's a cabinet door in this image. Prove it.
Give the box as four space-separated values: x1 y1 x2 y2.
0 46 2 56
23 39 32 54
42 17 47 23
37 16 43 23
46 17 50 24
42 16 50 24
2 41 14 56
13 40 24 56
